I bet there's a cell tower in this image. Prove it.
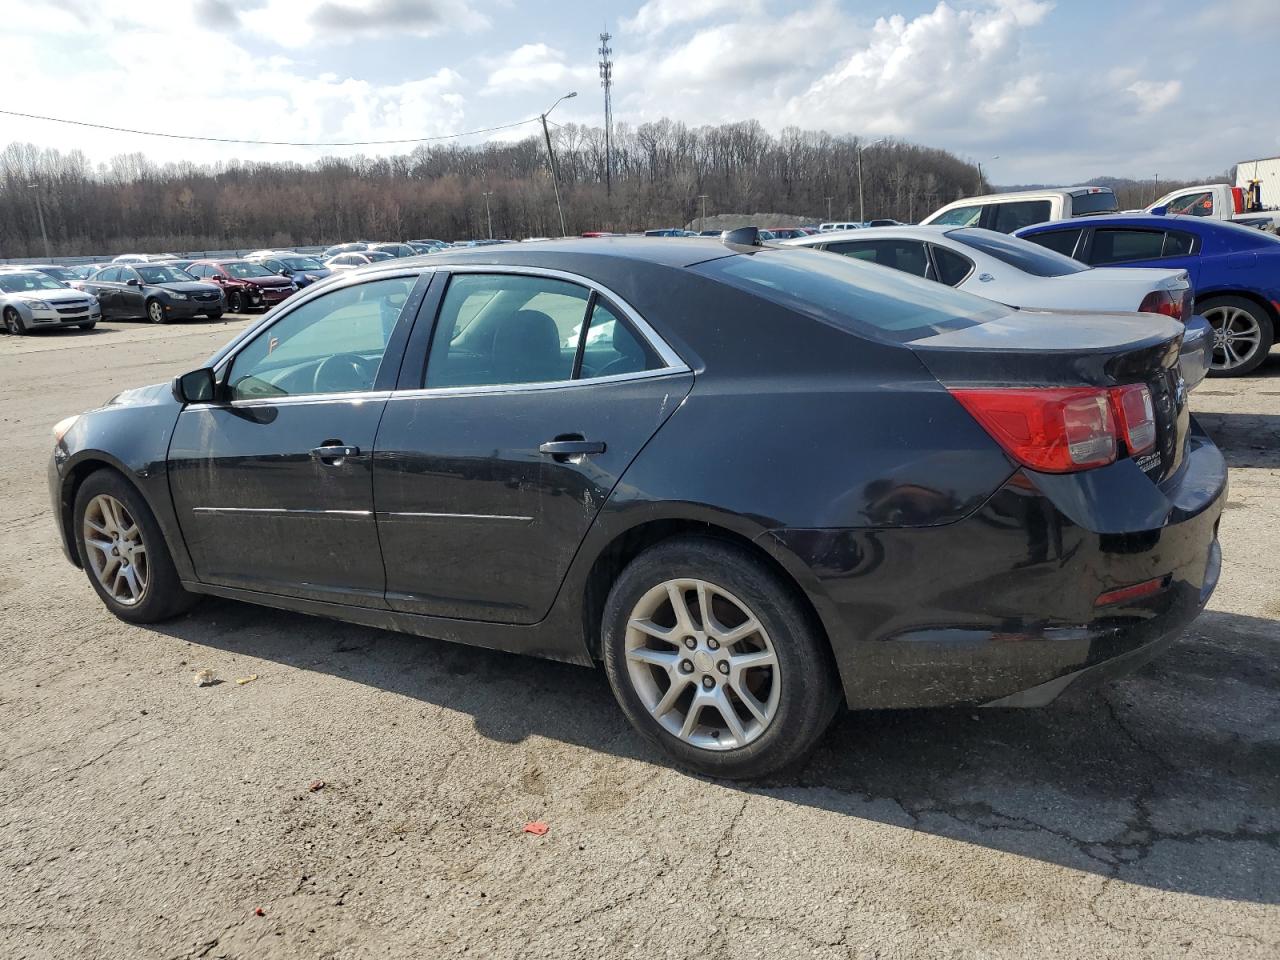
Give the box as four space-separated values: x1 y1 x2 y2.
598 30 614 197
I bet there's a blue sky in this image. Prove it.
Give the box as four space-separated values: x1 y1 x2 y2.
7 0 1279 183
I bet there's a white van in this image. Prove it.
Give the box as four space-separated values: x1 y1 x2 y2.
819 222 862 233
921 187 1119 233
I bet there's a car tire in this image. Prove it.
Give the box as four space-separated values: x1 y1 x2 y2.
205 311 223 321
73 469 200 624
227 290 244 313
1201 295 1274 377
602 536 841 779
145 299 167 324
4 307 27 335
78 321 97 331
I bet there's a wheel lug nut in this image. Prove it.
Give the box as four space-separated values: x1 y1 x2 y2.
684 637 696 650
718 661 730 675
701 676 715 690
707 638 719 650
680 660 693 674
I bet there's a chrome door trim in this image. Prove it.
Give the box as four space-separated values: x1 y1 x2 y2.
192 507 372 517
387 367 688 402
377 511 534 522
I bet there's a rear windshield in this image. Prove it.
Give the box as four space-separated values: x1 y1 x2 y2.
946 228 1089 277
693 248 1007 342
1069 190 1119 215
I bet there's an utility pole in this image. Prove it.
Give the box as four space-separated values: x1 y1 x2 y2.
541 92 576 237
1152 173 1159 204
697 194 709 228
28 182 50 259
598 31 614 198
482 191 494 239
824 196 833 221
976 154 999 193
856 139 885 224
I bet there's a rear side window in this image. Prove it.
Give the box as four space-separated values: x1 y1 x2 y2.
931 246 974 286
1023 228 1082 259
577 300 662 379
1068 190 1119 215
823 239 930 277
929 204 982 227
1089 229 1166 264
991 200 1052 233
694 248 1007 342
946 228 1088 277
1163 231 1196 256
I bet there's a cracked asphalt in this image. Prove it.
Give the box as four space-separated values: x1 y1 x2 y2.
1 316 1277 959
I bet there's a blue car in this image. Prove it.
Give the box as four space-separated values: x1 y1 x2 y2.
246 253 332 289
1016 215 1280 376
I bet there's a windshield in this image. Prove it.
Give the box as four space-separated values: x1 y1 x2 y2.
281 256 323 270
946 228 1089 277
136 265 195 284
1070 190 1119 215
37 266 78 282
694 248 1007 342
366 251 395 261
0 272 67 292
224 261 273 278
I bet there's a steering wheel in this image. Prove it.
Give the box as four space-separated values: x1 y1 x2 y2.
313 353 378 394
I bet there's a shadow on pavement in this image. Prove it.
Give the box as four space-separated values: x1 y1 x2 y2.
1196 411 1280 469
152 602 1280 905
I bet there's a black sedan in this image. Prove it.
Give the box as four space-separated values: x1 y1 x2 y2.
48 236 1225 778
81 263 224 323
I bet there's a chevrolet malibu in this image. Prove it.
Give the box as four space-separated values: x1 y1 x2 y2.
49 237 1225 778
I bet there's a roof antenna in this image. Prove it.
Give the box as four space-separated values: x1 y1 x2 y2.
722 226 760 246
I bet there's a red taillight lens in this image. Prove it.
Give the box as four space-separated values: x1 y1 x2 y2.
1110 383 1156 455
950 388 1117 473
1138 288 1188 322
1095 577 1166 607
1231 186 1245 215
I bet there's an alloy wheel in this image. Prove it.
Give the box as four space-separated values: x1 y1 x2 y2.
4 309 20 334
82 494 148 605
624 578 780 750
148 300 164 323
1204 304 1262 371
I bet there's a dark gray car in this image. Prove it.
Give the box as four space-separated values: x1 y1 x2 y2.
81 264 224 323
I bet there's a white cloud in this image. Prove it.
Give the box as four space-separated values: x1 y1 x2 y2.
240 0 490 48
482 43 590 96
1126 79 1182 114
622 0 761 35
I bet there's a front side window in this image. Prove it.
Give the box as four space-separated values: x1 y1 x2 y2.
1022 228 1082 259
929 205 982 227
991 200 1052 233
823 239 930 278
1089 229 1167 265
1168 192 1213 217
226 276 415 401
947 228 1088 277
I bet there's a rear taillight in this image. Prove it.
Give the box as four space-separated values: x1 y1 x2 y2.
951 383 1157 473
1231 186 1245 215
1138 288 1190 322
1110 383 1156 455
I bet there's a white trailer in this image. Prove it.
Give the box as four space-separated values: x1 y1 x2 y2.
1235 156 1280 211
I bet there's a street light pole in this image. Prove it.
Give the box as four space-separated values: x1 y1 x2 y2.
28 182 50 259
976 155 999 193
824 196 833 221
856 138 885 224
482 191 494 239
540 91 577 237
697 194 709 228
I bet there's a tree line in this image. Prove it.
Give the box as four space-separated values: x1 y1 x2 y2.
0 120 1215 258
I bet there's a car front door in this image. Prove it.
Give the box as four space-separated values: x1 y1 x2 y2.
118 267 146 317
167 271 430 604
372 268 694 625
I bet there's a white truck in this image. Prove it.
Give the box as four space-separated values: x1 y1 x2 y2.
920 186 1120 233
1145 182 1280 232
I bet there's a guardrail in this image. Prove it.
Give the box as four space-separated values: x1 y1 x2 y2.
0 246 330 266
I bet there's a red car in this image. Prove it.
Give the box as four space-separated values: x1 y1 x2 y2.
185 259 297 313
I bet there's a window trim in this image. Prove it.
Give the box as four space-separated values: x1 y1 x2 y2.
396 263 689 399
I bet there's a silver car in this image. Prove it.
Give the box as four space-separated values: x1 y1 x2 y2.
0 269 101 334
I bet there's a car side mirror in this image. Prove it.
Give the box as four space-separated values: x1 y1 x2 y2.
126 278 141 286
279 269 291 277
172 367 218 404
1150 204 1169 216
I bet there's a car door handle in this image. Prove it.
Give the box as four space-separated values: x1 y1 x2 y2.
539 439 606 457
311 444 360 461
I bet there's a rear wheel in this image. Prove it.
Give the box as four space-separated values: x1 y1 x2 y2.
1202 296 1274 376
4 307 26 335
602 537 841 779
146 299 166 324
73 469 199 623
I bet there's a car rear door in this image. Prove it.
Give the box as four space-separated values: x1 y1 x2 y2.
118 267 146 317
372 267 693 625
167 270 430 605
87 267 123 317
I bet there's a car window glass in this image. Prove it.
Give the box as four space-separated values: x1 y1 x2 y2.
426 274 588 387
1069 191 1119 215
931 246 974 286
121 269 141 284
1163 231 1195 256
1023 228 1081 259
577 300 663 379
227 276 414 401
1168 192 1213 216
991 200 1052 233
96 266 120 282
947 228 1088 277
1089 229 1167 264
929 205 982 227
823 239 929 277
225 261 272 278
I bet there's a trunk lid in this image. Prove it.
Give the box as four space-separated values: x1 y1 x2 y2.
910 309 1189 482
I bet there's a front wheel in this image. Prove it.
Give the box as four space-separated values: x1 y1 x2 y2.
73 469 199 623
205 311 223 321
4 307 26 335
602 537 841 779
146 299 166 324
78 321 97 331
1202 296 1274 376
226 290 244 313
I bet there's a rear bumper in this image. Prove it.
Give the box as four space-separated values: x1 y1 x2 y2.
1180 314 1213 390
763 421 1227 709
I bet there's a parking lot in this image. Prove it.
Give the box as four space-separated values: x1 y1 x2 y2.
1 316 1277 958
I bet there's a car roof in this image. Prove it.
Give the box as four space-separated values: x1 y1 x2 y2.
384 236 741 269
1017 214 1226 234
783 225 954 244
